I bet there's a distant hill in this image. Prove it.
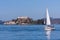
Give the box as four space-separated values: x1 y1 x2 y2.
43 18 60 24
51 18 60 24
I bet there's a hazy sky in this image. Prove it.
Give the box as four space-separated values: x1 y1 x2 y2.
0 0 60 21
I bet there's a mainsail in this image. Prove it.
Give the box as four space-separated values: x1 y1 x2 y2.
46 8 51 25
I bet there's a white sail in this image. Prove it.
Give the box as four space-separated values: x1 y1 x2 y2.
46 8 51 25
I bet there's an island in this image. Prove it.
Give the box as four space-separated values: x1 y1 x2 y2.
3 16 44 25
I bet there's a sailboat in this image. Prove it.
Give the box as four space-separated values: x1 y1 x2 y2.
45 8 55 31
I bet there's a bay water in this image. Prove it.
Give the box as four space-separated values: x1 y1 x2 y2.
0 25 60 40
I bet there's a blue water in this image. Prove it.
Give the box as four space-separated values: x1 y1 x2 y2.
0 25 60 40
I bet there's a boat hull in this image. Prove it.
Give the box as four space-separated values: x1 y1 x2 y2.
45 25 55 31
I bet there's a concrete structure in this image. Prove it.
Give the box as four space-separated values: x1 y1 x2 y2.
16 16 32 24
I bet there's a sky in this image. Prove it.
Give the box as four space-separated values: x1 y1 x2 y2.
0 0 60 21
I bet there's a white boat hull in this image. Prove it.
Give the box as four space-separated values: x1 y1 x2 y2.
45 25 55 31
